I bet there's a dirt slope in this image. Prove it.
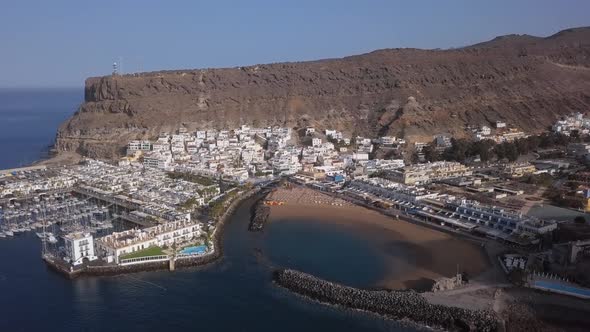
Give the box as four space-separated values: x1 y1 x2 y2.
56 27 590 159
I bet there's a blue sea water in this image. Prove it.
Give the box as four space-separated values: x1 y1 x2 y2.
0 89 421 332
0 199 422 332
0 88 82 169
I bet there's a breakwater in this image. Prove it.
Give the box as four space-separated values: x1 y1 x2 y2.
249 202 270 231
273 269 498 332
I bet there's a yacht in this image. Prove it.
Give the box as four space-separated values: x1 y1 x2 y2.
47 234 58 244
36 232 49 240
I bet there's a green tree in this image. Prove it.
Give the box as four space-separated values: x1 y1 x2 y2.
469 139 495 162
443 138 470 162
423 144 440 162
505 143 519 161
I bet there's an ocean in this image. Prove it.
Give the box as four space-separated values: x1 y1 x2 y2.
0 89 421 332
0 88 82 169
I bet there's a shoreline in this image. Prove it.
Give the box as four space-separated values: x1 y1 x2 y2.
267 189 491 291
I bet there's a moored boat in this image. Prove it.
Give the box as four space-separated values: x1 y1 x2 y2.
47 234 58 244
36 232 49 240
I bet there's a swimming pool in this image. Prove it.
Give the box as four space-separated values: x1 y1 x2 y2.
180 245 208 255
533 280 590 299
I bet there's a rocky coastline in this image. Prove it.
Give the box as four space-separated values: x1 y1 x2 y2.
273 269 499 332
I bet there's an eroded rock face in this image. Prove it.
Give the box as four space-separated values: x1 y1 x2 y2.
56 27 590 159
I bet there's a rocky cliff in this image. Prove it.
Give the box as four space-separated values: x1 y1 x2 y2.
56 27 590 159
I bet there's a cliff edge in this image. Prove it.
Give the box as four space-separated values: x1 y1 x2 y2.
56 27 590 159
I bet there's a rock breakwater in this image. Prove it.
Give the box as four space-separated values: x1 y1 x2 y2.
249 203 270 231
273 269 498 331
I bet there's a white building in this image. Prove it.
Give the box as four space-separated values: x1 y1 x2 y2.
446 199 557 236
63 232 97 266
312 138 322 147
352 152 369 161
349 179 439 203
380 136 396 145
127 140 152 154
386 161 472 185
356 137 372 146
325 129 337 137
95 220 202 264
143 152 173 169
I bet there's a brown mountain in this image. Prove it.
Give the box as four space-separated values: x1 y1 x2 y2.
56 27 590 159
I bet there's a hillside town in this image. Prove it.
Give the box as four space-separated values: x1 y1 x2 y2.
1 113 590 298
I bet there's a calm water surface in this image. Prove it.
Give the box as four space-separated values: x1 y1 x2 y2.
0 89 422 331
0 88 82 169
0 198 423 331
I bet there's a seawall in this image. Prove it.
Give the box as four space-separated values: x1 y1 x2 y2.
273 269 499 332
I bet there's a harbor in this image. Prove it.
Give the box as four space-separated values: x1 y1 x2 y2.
0 160 263 277
0 193 115 243
1 120 590 330
0 192 434 332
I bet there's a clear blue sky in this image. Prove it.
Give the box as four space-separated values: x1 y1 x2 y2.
1 0 589 88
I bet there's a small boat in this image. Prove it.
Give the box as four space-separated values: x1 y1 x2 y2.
48 234 58 244
36 232 49 239
0 232 6 238
4 230 14 236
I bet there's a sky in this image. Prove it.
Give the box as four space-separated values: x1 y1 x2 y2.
1 0 589 88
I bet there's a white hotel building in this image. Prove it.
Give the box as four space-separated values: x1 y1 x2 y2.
63 232 98 266
95 220 203 263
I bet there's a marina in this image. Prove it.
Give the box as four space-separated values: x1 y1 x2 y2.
0 192 117 249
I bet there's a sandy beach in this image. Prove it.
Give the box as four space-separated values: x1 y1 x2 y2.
268 187 490 290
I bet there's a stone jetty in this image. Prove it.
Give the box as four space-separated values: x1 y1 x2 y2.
249 203 270 231
273 269 498 332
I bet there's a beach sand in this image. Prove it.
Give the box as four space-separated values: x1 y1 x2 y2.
269 200 490 291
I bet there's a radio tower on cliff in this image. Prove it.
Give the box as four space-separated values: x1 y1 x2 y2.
112 61 118 76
